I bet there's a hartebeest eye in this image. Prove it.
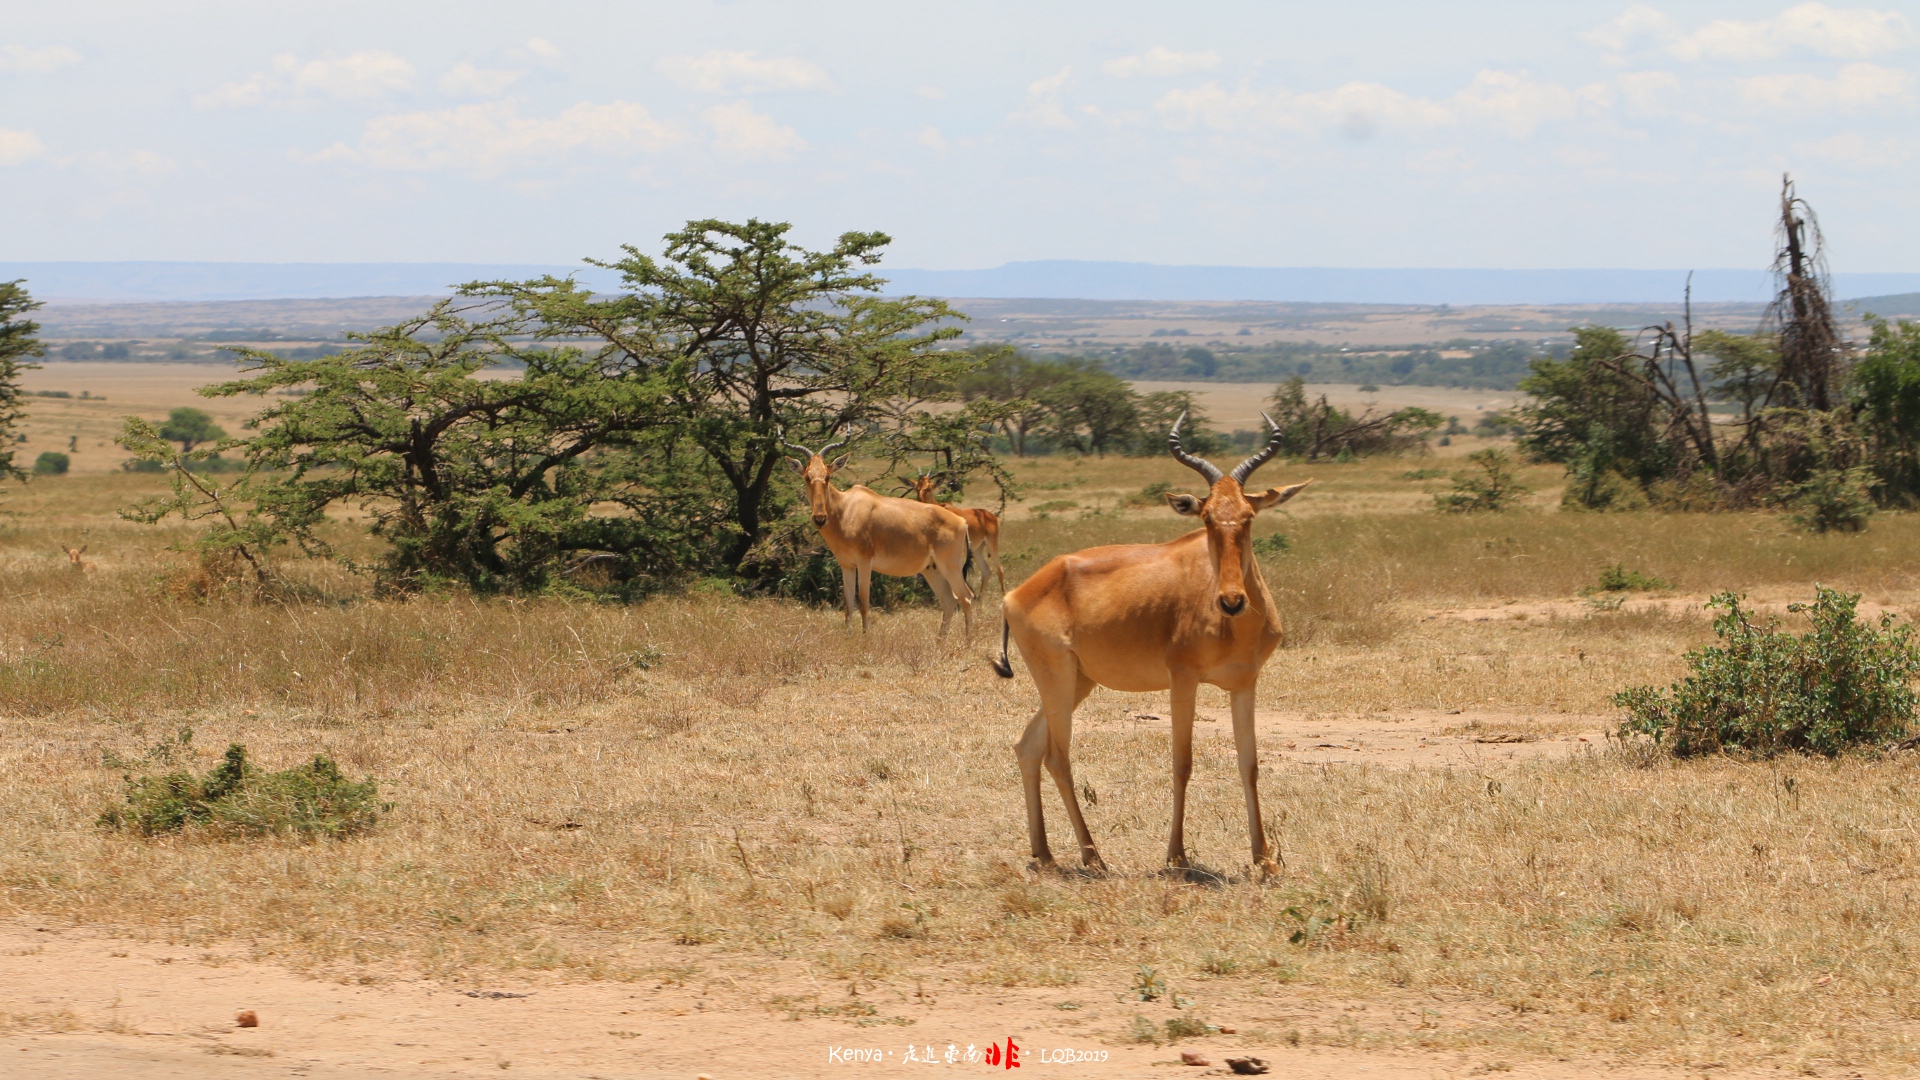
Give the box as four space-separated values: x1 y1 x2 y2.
1165 493 1203 516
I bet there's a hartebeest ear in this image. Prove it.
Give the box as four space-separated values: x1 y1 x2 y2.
1165 492 1204 516
830 453 853 470
1246 480 1313 511
788 457 808 474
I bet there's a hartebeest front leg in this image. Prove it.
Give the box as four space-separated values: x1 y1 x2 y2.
855 563 874 631
840 565 859 625
1231 687 1280 878
1166 675 1198 869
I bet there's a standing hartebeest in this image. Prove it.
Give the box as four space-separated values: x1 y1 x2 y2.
784 432 977 640
991 413 1309 876
905 473 1005 596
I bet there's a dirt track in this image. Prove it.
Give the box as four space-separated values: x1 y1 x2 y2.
1 922 1778 1080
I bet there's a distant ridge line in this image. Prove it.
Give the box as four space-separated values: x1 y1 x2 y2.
6 260 1920 306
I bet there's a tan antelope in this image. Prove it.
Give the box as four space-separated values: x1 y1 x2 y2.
784 432 977 640
61 545 88 571
905 473 1005 596
991 414 1309 876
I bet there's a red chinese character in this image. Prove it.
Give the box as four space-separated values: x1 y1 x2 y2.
984 1043 1000 1066
1003 1038 1020 1069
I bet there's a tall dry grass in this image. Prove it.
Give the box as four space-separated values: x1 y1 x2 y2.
4 463 1920 1070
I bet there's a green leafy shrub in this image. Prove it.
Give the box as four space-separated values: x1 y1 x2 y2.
1591 563 1670 593
32 451 68 476
1780 466 1876 533
1434 448 1529 513
101 743 388 838
1615 587 1920 757
1252 533 1290 556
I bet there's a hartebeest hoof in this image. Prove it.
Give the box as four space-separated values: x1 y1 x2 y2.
1255 858 1282 880
1080 851 1110 874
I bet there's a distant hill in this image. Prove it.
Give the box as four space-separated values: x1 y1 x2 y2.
1845 293 1920 317
11 260 1920 307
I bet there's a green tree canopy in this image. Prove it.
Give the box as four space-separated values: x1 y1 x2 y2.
0 280 44 482
1514 326 1674 508
158 407 228 452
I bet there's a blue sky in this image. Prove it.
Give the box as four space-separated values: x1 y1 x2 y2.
3 1 1917 271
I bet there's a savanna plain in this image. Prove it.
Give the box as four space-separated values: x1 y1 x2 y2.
5 367 1920 1078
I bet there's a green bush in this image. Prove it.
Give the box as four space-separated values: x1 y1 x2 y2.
1592 563 1670 593
1434 448 1528 513
1615 587 1920 757
101 743 388 838
1780 466 1876 533
32 451 68 476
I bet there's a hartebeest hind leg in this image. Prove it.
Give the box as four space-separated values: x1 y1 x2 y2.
1166 675 1199 869
1231 687 1281 876
925 548 975 641
1015 667 1105 871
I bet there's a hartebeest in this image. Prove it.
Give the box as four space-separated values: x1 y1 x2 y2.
784 432 977 640
906 473 1005 596
992 413 1309 876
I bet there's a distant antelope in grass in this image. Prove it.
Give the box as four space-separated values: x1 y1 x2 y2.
992 413 1309 877
61 545 88 571
784 432 976 640
904 472 1004 596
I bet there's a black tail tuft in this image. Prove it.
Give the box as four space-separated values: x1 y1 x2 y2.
962 536 975 590
990 617 1014 678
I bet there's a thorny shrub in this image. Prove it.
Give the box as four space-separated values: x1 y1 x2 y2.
1615 587 1920 757
101 743 389 838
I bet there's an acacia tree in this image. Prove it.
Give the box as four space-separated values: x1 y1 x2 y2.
472 219 969 568
188 302 682 592
0 280 44 482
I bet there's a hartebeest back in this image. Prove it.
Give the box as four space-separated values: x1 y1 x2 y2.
992 413 1309 876
784 432 977 640
905 473 1005 596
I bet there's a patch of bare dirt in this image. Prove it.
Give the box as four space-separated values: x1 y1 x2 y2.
1087 708 1609 767
0 923 1777 1079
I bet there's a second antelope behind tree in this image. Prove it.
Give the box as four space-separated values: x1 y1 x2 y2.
993 412 1309 877
785 431 976 640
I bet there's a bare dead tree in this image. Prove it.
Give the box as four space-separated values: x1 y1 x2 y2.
1765 173 1844 412
1592 276 1720 473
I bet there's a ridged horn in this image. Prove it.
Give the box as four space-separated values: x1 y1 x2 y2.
1230 412 1286 485
777 427 816 464
1168 411 1223 485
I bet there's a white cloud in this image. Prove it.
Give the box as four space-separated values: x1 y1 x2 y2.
917 125 947 151
917 84 946 100
0 128 45 165
1611 70 1682 113
0 44 82 74
1010 66 1077 129
525 37 565 62
310 100 679 174
1154 69 1603 139
1588 3 1913 61
1452 70 1586 136
702 101 805 159
1102 47 1222 78
440 62 523 98
1797 130 1911 166
1739 60 1911 109
91 149 177 176
1154 78 1452 137
658 51 831 94
198 50 415 107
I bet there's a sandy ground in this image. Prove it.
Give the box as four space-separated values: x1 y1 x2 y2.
1086 708 1608 768
1 920 1775 1080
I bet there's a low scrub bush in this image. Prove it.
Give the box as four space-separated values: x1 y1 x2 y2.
1615 587 1920 756
101 743 388 838
1779 466 1876 533
1590 563 1671 593
1434 448 1529 513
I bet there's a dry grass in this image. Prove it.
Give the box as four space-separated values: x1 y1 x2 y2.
5 450 1920 1072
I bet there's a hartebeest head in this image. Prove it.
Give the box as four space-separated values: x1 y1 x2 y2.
1165 412 1310 616
781 429 854 526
